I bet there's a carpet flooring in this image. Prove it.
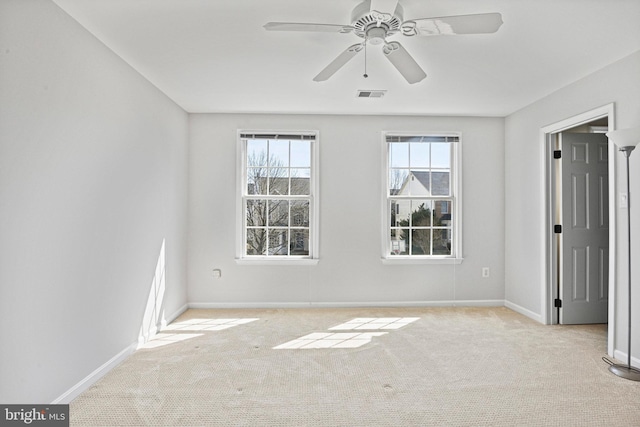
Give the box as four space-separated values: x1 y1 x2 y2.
70 307 640 426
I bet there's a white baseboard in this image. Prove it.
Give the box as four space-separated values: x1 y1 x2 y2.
54 304 189 404
166 303 188 324
188 300 505 309
51 342 137 404
504 300 544 324
613 349 640 369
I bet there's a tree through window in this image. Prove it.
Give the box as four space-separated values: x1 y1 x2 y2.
385 134 459 258
240 133 317 259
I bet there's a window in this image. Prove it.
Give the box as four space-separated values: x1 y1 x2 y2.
384 134 461 262
238 132 318 262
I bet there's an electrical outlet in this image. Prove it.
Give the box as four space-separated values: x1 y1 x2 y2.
482 267 490 278
212 269 222 279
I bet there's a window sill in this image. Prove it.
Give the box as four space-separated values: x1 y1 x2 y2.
235 258 319 266
381 257 463 265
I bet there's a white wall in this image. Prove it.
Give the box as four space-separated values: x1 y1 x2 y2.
188 114 505 306
0 0 189 403
505 51 640 356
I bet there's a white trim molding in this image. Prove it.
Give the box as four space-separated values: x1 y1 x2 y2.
235 258 319 266
504 300 544 324
381 257 463 265
613 349 640 370
381 131 463 261
539 103 616 354
51 342 137 404
188 300 505 309
236 130 320 263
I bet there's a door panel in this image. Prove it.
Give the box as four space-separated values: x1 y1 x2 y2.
571 246 588 301
571 173 588 229
599 247 609 300
561 133 608 324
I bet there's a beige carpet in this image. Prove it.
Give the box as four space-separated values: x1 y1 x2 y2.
70 307 640 426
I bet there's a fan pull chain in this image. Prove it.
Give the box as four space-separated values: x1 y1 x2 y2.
363 42 368 78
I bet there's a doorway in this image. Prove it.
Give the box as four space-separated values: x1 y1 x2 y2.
542 105 616 349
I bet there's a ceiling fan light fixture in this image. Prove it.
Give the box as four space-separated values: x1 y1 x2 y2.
367 27 387 45
351 0 403 38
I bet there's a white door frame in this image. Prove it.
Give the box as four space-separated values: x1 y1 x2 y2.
540 103 616 355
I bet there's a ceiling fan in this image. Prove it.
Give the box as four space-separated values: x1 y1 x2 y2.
264 0 503 84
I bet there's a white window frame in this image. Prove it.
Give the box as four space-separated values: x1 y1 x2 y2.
381 132 463 265
236 130 319 265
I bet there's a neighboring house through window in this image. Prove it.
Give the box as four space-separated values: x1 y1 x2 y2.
384 133 461 262
237 132 318 263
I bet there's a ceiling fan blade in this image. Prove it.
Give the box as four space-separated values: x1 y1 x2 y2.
401 13 503 36
382 42 426 84
313 43 364 82
264 22 353 33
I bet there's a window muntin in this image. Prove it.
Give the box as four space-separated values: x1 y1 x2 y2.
240 133 316 259
386 135 458 258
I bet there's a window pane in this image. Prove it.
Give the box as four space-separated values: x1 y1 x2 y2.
269 172 289 195
291 201 309 227
411 200 432 227
268 229 289 255
247 140 267 167
290 141 311 167
246 229 267 255
389 169 409 195
247 168 267 195
409 171 429 196
246 199 266 226
290 230 309 255
390 229 408 255
291 168 310 178
434 200 452 225
392 199 411 227
269 140 289 167
431 171 450 196
431 143 450 168
290 170 310 195
390 143 409 168
268 200 289 226
433 229 452 255
411 229 431 255
410 143 429 168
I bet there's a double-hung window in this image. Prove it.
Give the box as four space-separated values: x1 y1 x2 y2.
384 133 461 262
238 132 318 263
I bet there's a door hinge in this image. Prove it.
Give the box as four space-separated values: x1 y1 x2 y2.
554 225 562 233
554 298 562 308
554 150 562 159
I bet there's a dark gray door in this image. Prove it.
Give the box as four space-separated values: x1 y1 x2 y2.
560 133 609 324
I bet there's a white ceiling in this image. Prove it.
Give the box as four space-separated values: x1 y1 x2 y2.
51 0 640 117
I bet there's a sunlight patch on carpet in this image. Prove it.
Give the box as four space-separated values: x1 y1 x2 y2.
163 318 259 331
141 333 203 349
273 332 387 349
328 317 420 330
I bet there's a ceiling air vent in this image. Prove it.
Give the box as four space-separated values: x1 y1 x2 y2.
357 90 386 98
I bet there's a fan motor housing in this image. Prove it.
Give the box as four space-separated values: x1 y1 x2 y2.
351 0 404 39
